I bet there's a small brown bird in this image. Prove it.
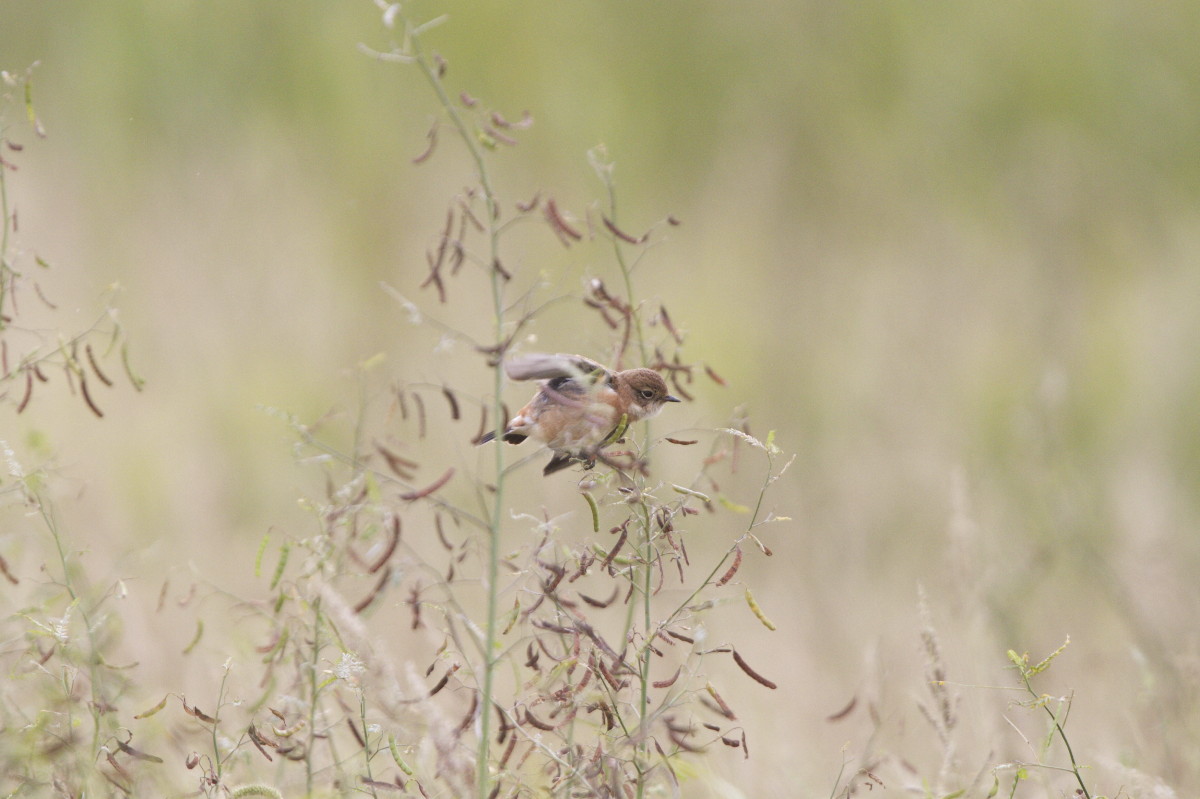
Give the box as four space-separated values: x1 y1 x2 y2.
478 353 681 475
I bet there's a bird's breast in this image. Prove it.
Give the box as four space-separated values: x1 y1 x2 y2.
520 383 621 451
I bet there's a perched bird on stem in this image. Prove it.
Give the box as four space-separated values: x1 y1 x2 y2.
478 353 681 475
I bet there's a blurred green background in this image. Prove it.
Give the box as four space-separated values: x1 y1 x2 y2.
4 0 1200 795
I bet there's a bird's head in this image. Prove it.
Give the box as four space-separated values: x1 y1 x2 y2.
617 368 681 420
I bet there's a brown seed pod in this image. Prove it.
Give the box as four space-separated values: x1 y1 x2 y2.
715 546 742 587
653 667 682 689
412 119 439 164
545 197 582 243
86 343 114 387
602 215 647 244
731 649 778 690
399 468 454 500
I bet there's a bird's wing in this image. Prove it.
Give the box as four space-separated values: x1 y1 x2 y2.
503 353 611 383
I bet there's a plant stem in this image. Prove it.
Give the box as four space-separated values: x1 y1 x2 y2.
36 495 108 757
600 164 648 368
360 692 378 798
1 154 11 323
407 28 507 799
635 500 654 799
305 595 323 797
599 173 657 799
1019 673 1091 799
664 446 776 640
211 661 233 783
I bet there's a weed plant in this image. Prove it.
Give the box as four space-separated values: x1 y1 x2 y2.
0 67 141 421
0 7 1131 799
3 7 789 797
1 65 144 795
217 6 791 797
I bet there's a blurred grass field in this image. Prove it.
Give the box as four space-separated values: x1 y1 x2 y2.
3 1 1200 795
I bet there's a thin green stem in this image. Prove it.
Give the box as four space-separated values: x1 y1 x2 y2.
599 163 648 367
664 447 776 636
479 198 506 799
36 496 108 756
39 500 79 604
1 155 9 256
211 662 233 783
1 156 11 322
598 168 658 799
407 28 507 799
305 595 324 797
359 692 378 798
826 751 851 799
1018 673 1091 799
635 501 653 799
582 153 663 758
1 133 11 241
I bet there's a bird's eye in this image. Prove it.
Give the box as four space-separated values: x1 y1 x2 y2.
640 389 655 399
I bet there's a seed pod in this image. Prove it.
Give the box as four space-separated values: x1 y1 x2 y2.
716 547 742 587
744 588 777 631
731 650 777 690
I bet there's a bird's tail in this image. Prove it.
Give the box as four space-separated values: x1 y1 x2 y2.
476 430 527 445
542 452 574 475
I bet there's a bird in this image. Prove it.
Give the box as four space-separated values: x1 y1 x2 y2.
478 353 681 475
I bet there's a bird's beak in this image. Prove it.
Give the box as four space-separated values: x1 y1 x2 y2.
665 395 682 403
